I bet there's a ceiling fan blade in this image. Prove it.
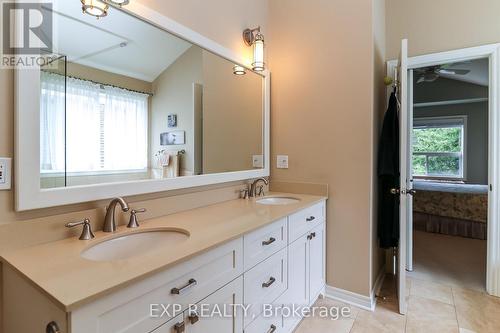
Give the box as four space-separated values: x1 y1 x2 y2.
438 69 470 75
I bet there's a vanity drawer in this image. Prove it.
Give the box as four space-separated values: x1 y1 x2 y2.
244 218 287 270
244 248 287 327
288 201 325 242
71 238 243 333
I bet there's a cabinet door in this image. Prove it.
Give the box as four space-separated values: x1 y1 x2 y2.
309 222 326 304
278 234 309 331
187 277 243 333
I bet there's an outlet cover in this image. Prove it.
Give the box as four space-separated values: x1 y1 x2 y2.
277 155 289 169
0 158 12 190
252 155 264 168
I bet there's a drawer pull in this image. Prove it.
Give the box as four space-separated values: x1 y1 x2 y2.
311 232 316 239
307 233 313 240
262 276 276 288
306 216 316 222
262 237 276 246
174 321 185 333
267 324 277 333
171 278 197 295
188 313 200 325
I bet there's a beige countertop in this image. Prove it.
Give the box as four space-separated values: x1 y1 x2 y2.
1 193 326 312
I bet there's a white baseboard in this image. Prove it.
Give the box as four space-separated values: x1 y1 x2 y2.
325 271 386 312
371 269 386 310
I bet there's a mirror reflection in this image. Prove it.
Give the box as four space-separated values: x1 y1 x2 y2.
40 2 264 189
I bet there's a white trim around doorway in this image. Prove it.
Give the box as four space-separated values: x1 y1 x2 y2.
387 43 500 297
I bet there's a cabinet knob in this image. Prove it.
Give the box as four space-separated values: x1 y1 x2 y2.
262 276 276 288
267 324 277 333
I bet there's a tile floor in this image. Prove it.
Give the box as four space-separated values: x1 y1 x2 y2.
294 275 500 333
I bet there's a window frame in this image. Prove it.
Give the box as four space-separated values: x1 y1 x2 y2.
412 115 468 181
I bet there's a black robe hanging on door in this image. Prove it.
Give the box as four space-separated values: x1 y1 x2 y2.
378 92 400 249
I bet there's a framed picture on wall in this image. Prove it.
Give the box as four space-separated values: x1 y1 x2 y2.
168 114 177 128
161 131 185 145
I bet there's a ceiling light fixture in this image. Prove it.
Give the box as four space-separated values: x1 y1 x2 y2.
233 65 247 76
105 0 130 6
243 27 266 72
81 0 109 18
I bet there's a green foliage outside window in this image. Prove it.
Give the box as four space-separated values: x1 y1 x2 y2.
412 126 463 178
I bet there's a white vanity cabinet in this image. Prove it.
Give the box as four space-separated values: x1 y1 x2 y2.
2 199 326 333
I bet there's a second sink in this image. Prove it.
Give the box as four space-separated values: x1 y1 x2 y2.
256 197 301 205
81 228 190 262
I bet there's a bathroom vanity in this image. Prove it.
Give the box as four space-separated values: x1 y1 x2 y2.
1 195 326 333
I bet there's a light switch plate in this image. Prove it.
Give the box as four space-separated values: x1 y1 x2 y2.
0 158 12 190
252 155 264 168
277 155 289 169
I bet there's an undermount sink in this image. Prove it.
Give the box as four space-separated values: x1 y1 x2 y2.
256 197 301 206
81 228 190 262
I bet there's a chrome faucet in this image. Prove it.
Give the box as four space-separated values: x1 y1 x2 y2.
249 177 269 197
103 197 130 232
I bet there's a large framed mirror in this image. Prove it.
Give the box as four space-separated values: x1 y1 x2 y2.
15 1 269 211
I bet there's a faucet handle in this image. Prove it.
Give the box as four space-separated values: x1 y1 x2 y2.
66 218 95 240
240 188 250 199
257 185 265 197
128 208 147 228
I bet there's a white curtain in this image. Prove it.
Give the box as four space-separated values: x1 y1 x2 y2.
40 71 65 172
40 73 148 174
65 77 102 173
103 86 148 171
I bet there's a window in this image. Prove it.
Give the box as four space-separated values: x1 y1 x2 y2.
40 72 149 174
412 116 467 180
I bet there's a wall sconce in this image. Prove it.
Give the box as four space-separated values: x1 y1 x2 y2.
233 65 246 75
243 27 265 72
81 0 109 18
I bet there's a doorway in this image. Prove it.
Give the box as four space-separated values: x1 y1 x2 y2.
409 58 489 292
387 42 500 314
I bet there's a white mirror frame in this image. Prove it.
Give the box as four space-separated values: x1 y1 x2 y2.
15 1 270 211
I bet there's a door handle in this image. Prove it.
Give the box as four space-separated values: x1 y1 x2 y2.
262 276 276 288
390 188 400 195
406 189 417 196
171 278 197 295
262 237 276 246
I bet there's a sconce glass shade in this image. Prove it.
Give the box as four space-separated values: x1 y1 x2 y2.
106 0 130 5
233 65 247 75
81 0 109 18
252 33 265 71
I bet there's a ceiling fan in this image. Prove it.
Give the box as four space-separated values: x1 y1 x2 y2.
415 62 471 84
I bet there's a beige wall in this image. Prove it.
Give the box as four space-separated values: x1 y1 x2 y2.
151 46 204 174
268 0 377 296
386 0 500 59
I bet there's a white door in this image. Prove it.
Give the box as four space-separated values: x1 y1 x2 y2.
309 222 326 304
398 38 409 315
406 69 415 272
